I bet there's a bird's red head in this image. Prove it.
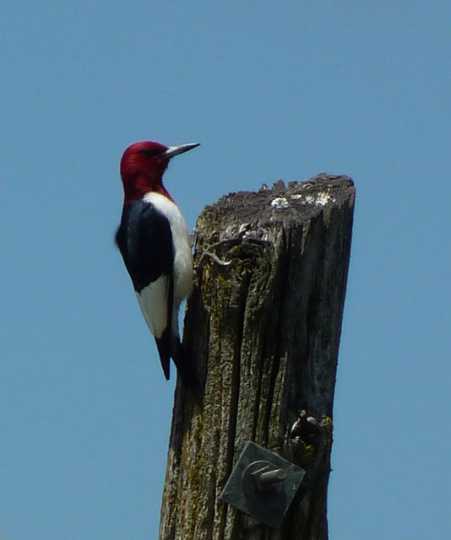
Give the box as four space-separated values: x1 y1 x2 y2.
120 140 199 203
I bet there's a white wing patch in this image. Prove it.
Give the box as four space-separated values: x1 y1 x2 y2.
136 275 168 339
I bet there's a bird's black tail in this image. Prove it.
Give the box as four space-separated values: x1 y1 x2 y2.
172 338 202 397
155 333 171 381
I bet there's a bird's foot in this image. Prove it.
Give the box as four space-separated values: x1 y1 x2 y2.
198 246 233 267
195 237 272 268
195 238 242 267
190 231 232 266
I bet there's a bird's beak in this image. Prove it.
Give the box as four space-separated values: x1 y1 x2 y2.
164 143 200 159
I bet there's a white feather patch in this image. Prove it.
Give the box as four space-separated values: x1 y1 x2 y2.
136 275 168 339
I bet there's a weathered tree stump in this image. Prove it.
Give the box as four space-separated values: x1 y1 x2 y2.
160 175 355 540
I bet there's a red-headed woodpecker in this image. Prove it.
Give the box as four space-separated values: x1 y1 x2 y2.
116 140 199 390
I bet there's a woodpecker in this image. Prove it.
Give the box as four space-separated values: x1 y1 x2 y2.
115 140 199 390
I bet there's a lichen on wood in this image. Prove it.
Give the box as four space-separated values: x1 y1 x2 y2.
159 175 355 540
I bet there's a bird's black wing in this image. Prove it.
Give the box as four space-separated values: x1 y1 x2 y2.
115 200 173 292
116 200 174 379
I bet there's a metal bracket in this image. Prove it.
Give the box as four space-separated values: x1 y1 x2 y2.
220 441 306 528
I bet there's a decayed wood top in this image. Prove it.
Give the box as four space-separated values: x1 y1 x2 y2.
196 174 354 240
160 175 355 540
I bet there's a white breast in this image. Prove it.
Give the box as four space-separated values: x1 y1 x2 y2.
143 191 193 304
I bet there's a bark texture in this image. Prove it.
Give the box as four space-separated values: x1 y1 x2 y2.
160 175 355 540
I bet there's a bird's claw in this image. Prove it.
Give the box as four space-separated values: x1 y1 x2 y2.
198 250 232 267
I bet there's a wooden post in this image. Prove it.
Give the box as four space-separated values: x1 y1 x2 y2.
159 175 355 540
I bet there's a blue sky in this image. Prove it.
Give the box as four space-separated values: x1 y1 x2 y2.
1 1 451 538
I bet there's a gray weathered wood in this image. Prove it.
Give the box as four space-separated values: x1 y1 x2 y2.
159 175 355 540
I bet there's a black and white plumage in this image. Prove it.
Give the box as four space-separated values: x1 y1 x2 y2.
116 141 199 390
